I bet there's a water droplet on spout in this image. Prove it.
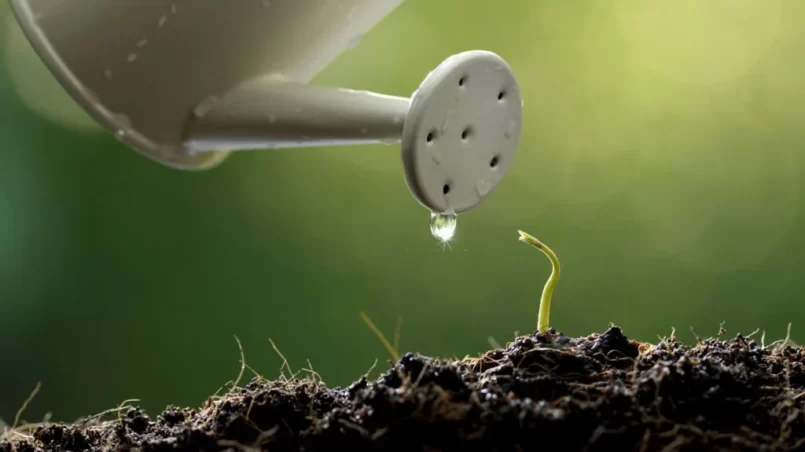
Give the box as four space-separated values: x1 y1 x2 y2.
429 212 457 243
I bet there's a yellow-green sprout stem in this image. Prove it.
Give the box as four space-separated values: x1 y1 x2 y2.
518 230 561 333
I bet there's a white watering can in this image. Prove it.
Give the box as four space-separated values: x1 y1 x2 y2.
8 0 522 215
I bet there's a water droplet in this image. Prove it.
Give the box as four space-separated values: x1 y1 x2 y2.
115 129 126 139
136 38 148 48
476 179 493 197
431 152 443 165
429 212 457 243
127 53 138 63
170 3 177 14
440 110 453 134
504 119 517 138
104 69 112 79
158 15 167 27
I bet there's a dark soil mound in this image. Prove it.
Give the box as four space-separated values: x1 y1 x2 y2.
4 326 805 451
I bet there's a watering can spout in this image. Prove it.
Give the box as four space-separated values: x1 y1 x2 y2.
184 78 412 153
9 0 522 214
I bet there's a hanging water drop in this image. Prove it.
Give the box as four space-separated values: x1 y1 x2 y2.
429 212 457 243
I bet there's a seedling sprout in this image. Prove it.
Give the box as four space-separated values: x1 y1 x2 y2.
518 230 561 333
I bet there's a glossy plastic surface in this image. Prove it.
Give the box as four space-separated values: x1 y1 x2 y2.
9 0 404 169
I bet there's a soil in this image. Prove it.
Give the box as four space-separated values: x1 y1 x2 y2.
4 325 805 451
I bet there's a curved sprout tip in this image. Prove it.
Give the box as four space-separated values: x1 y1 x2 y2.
518 230 560 333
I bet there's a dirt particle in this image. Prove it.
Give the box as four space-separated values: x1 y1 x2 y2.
122 407 150 434
158 406 188 426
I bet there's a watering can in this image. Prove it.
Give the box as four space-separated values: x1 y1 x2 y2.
8 0 522 215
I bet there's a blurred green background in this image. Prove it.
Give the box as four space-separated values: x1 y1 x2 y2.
2 0 805 424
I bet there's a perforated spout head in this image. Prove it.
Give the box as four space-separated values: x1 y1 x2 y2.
401 51 523 214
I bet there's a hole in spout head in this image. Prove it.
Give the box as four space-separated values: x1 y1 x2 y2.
461 126 474 142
